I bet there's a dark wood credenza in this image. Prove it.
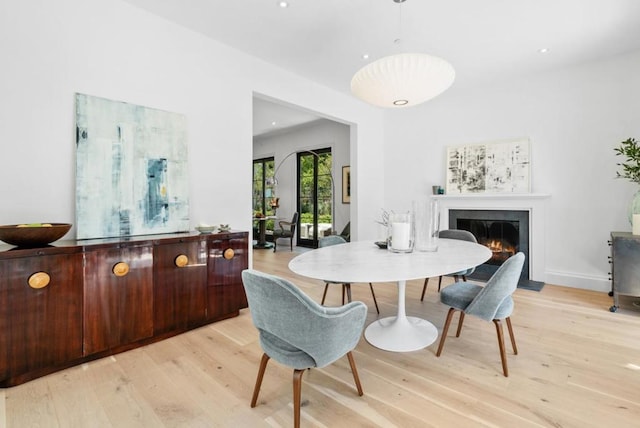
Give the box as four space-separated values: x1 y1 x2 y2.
0 231 248 387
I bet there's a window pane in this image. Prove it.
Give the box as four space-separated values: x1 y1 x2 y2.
297 149 332 244
252 157 274 220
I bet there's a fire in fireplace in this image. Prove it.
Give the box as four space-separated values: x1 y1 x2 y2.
449 209 529 281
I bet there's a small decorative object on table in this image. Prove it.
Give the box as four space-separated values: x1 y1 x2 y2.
0 223 72 247
374 208 390 245
218 224 231 232
195 224 216 234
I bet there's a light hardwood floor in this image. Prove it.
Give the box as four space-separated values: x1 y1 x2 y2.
3 247 640 427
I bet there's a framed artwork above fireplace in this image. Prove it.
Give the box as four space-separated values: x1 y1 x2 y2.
445 138 530 194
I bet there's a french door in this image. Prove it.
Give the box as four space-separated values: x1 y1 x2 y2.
297 148 332 248
252 157 275 236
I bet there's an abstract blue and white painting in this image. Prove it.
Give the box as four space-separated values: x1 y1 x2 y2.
75 93 189 239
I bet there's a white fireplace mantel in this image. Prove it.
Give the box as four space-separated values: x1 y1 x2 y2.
432 193 551 282
433 193 550 201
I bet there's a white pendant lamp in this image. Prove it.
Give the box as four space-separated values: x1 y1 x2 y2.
350 0 455 108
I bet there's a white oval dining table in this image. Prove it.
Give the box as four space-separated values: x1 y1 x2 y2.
288 239 491 352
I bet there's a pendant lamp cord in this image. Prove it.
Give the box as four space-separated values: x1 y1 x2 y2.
394 0 405 48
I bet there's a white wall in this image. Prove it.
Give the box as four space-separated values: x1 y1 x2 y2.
253 119 351 234
0 0 385 249
383 50 640 291
4 0 636 291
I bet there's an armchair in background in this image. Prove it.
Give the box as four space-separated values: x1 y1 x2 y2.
318 235 379 314
273 212 299 252
420 229 478 300
339 221 351 242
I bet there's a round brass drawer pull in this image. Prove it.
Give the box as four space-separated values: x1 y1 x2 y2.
112 262 130 277
28 272 50 289
175 254 189 267
223 248 235 260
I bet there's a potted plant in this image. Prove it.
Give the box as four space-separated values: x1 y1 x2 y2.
614 137 640 230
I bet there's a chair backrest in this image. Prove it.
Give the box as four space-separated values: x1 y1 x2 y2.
290 212 299 234
339 222 351 242
318 234 347 248
241 269 366 368
465 252 525 321
439 229 477 243
439 229 478 275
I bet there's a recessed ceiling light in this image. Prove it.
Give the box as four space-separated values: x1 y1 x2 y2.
538 48 549 54
278 1 289 8
362 54 370 60
271 121 277 126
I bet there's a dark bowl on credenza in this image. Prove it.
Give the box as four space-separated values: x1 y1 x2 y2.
0 223 72 247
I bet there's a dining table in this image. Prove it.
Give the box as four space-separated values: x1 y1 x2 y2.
288 239 491 352
253 216 277 249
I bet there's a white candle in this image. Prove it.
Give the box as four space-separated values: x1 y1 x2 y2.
633 214 640 235
392 222 411 250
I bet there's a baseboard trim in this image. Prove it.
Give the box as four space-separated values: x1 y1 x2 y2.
545 270 610 293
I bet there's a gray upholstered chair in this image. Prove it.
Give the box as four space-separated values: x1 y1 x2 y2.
273 212 299 252
420 229 478 301
318 235 379 314
339 221 351 242
436 252 525 377
241 269 367 428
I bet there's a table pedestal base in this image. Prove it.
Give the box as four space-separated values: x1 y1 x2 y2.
253 241 274 250
364 316 438 352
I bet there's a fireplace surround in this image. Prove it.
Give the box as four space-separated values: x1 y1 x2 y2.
449 209 530 281
433 193 549 283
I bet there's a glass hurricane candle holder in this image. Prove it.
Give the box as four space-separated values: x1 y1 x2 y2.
387 211 414 253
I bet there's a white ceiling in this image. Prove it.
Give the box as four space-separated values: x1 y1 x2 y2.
124 0 640 134
252 97 323 138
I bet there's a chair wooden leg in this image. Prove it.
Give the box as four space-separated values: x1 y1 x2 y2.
493 319 509 377
293 369 305 428
436 308 457 356
368 283 380 314
344 283 352 303
321 283 329 305
251 353 271 408
455 312 465 337
341 284 346 304
437 275 443 291
420 277 429 301
346 351 364 396
289 237 293 251
506 317 518 355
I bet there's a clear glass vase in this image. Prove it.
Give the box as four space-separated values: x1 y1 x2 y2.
414 199 440 251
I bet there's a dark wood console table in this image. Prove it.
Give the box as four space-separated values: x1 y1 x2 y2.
0 230 248 387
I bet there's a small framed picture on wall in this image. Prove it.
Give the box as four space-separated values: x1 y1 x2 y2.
342 166 351 204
